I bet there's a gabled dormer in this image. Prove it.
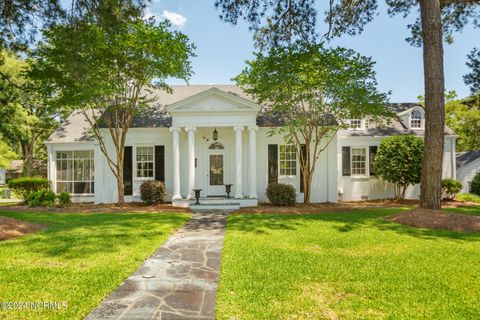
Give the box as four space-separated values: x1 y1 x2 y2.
397 106 425 130
347 118 366 130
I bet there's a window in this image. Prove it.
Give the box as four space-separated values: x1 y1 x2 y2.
349 119 363 130
136 146 154 178
411 110 422 129
351 148 367 176
279 145 297 176
56 151 94 194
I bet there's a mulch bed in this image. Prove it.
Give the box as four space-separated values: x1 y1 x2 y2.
236 199 418 214
0 216 46 241
385 208 480 232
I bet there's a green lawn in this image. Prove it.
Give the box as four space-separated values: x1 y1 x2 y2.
0 210 190 319
217 207 480 320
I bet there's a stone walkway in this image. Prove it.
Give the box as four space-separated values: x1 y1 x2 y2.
85 212 227 320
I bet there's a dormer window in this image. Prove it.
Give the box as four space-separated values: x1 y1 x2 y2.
410 110 423 129
348 119 363 130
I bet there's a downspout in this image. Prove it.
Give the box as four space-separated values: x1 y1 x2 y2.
452 137 456 179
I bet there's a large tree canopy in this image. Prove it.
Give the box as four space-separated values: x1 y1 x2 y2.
32 8 195 204
236 42 390 203
465 48 480 96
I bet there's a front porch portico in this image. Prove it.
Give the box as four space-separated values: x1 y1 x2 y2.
167 87 261 207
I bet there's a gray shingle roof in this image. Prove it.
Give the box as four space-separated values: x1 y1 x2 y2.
47 86 456 143
456 151 480 168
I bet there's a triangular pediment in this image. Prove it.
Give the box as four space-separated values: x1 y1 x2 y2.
167 87 260 113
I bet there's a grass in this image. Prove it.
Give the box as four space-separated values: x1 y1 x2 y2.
217 207 480 319
0 210 190 319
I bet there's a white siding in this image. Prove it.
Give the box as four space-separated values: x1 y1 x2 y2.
457 159 480 193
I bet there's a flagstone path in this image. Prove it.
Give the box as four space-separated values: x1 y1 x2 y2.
85 212 227 320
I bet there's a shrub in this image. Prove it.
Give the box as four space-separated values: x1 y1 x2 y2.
7 177 50 199
441 179 462 200
457 193 480 203
266 183 296 206
140 180 166 205
470 172 480 196
374 135 424 199
26 189 56 207
57 192 72 206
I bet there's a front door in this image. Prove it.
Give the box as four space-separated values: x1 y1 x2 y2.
207 153 225 196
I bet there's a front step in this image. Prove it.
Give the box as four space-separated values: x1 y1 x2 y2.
172 197 257 209
189 202 240 211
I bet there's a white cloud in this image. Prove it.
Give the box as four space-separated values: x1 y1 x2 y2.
161 10 187 27
144 7 162 22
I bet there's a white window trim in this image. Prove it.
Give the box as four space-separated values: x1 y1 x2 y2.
278 145 297 178
134 145 155 181
347 119 366 131
350 146 369 178
55 150 95 195
409 109 424 130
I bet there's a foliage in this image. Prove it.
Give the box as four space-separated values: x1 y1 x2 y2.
57 192 72 206
32 8 195 205
0 137 17 169
237 42 389 203
26 189 56 207
0 210 189 319
266 183 296 206
441 179 462 200
374 135 424 199
470 172 480 196
464 48 480 95
7 177 50 199
457 193 480 203
140 180 166 205
0 51 65 175
215 0 480 49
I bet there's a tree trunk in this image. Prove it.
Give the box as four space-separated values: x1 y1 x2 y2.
419 0 445 210
303 171 311 204
22 142 33 177
116 173 125 206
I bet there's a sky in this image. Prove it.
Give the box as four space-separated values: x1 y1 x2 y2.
148 1 477 102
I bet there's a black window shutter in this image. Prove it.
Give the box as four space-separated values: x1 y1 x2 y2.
268 144 278 184
342 146 351 176
369 146 378 176
123 146 133 196
155 145 165 182
300 144 307 193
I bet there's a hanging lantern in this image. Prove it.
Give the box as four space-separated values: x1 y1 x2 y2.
213 128 218 141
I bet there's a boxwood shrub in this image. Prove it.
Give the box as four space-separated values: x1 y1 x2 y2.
441 179 462 200
140 180 166 205
8 177 50 199
266 183 296 206
470 172 480 196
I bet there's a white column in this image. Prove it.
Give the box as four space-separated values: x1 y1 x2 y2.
170 127 182 200
185 127 196 199
234 126 244 198
248 126 258 198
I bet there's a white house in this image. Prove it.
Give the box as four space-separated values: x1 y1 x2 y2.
45 85 457 207
456 151 480 193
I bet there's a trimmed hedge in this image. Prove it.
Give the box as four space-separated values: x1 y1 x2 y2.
266 183 296 206
441 179 462 200
8 177 50 199
140 180 166 205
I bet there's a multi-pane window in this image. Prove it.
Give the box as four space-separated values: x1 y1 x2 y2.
411 110 422 129
56 151 94 194
279 145 297 176
349 119 363 129
351 148 367 176
136 146 154 178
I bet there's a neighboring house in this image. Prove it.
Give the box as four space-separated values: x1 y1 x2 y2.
456 151 480 193
45 85 457 205
0 168 5 185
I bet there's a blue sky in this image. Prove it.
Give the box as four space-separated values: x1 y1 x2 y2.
149 1 477 102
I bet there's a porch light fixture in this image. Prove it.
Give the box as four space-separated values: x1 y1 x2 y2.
213 128 218 141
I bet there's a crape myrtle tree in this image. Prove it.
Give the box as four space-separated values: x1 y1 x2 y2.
215 0 480 210
236 42 390 203
32 3 195 205
374 135 424 199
